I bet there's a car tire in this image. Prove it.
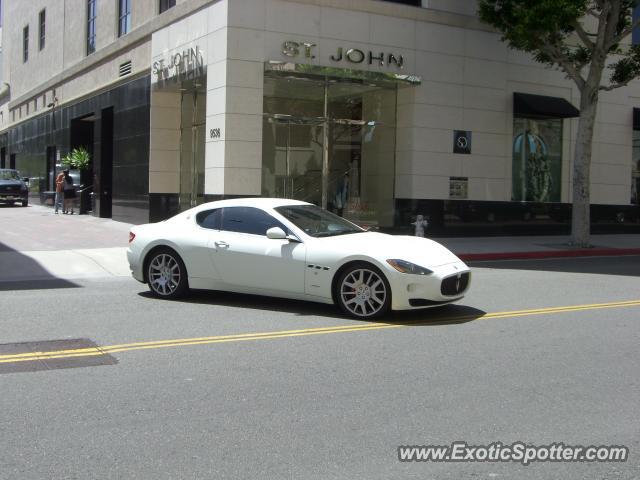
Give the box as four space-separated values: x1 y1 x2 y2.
146 248 189 299
21 199 28 207
335 262 391 319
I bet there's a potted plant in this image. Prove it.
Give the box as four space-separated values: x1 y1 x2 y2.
63 147 91 171
62 147 92 214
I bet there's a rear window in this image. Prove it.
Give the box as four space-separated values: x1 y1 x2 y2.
196 209 222 230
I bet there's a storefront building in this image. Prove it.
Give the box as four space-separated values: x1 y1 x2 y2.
2 0 639 233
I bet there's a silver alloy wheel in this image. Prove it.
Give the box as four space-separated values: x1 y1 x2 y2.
148 253 181 296
340 268 387 317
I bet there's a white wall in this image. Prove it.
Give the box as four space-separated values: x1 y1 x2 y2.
152 0 640 204
234 0 640 204
149 3 216 195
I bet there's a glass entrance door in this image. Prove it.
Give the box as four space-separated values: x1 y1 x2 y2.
179 80 206 210
262 116 324 206
262 73 397 227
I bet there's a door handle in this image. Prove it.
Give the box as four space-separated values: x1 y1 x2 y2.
214 241 229 248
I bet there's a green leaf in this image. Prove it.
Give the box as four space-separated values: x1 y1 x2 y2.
67 147 91 170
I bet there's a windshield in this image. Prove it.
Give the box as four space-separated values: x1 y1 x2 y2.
0 170 20 181
275 204 365 238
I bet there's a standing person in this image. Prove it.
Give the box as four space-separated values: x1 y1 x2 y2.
62 169 76 214
54 170 65 214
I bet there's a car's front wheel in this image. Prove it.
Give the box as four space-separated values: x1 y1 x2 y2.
146 248 188 299
335 262 391 319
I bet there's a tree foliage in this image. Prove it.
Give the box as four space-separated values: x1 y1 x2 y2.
478 0 640 92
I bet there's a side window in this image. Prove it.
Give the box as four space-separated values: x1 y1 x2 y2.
196 209 221 230
221 207 287 236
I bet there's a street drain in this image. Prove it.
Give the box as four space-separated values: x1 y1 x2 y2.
0 338 117 374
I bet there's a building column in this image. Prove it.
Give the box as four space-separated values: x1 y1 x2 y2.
204 24 264 197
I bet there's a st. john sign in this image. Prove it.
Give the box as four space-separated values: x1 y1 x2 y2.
282 41 404 69
153 46 205 85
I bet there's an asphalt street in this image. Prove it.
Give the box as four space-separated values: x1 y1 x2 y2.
1 205 639 479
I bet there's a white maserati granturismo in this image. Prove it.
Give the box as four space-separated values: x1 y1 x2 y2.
126 198 471 319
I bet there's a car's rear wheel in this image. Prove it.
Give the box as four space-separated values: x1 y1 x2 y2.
146 248 188 299
336 262 391 319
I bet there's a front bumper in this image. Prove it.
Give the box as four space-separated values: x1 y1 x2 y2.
0 194 27 202
388 261 471 310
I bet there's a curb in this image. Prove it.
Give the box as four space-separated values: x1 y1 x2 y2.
458 248 640 262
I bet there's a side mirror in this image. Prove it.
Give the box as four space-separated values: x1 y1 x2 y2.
266 227 287 240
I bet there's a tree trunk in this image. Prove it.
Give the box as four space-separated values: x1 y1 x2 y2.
571 88 599 247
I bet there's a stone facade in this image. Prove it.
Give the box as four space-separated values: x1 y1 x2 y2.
1 0 638 228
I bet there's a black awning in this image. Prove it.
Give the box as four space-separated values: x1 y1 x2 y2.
634 108 640 130
514 92 580 119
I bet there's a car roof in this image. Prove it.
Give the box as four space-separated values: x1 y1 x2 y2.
193 197 313 211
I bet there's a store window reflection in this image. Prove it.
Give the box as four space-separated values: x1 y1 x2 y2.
262 73 397 228
512 117 562 202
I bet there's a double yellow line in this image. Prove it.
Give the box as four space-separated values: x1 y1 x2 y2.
2 299 639 365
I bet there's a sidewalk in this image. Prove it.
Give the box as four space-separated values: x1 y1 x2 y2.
438 234 640 261
0 204 132 283
1 204 639 284
0 203 132 252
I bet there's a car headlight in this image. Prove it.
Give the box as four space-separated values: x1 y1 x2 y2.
386 259 433 275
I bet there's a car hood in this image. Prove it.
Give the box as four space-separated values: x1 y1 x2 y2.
314 232 462 268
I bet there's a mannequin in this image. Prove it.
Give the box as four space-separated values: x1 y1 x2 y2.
334 172 349 216
412 215 429 237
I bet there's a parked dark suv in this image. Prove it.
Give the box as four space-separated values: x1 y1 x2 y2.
0 169 29 207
